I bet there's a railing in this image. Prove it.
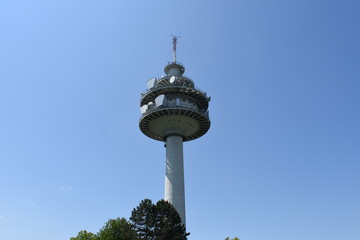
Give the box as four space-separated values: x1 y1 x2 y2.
166 61 185 68
150 75 194 87
141 84 208 98
140 105 210 121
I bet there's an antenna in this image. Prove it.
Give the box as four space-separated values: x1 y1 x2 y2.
171 35 181 63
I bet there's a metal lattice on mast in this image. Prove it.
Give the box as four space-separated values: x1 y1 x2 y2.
171 35 180 63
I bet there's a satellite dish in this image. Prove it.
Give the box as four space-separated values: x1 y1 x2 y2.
147 77 157 89
140 105 148 114
155 94 166 107
169 76 176 83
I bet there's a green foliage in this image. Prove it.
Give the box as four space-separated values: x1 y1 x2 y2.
98 218 137 240
130 199 156 240
225 237 240 240
153 200 187 240
70 199 189 240
130 199 189 240
70 230 97 240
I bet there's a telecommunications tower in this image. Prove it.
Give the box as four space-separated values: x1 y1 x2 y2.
139 37 211 226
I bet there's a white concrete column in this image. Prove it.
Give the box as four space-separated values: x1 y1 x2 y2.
165 135 186 226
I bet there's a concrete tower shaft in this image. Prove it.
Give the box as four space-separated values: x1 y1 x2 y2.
165 135 185 225
139 39 210 227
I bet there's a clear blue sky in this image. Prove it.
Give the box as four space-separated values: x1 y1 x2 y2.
0 1 359 240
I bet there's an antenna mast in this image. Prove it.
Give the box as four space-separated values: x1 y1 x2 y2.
171 35 180 63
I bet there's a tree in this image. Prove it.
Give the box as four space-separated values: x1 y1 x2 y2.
153 200 188 240
225 237 240 240
130 199 188 240
70 230 97 240
98 217 137 240
130 199 156 240
71 199 189 240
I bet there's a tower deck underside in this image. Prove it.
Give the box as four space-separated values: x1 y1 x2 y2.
139 107 210 142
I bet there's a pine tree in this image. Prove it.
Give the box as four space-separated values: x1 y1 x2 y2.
153 200 188 240
130 199 156 240
130 199 189 240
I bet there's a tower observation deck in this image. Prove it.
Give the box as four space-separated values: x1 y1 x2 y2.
139 37 211 227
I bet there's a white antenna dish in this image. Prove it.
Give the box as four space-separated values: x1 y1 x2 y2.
147 77 157 89
169 76 176 83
